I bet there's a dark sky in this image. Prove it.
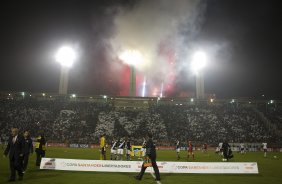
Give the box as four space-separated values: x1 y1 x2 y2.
0 0 281 99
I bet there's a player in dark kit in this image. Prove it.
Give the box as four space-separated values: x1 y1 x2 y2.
22 131 33 172
125 137 131 161
135 132 161 182
176 140 180 160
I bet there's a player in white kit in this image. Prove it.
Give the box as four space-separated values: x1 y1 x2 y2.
240 143 245 154
262 142 267 157
110 139 117 160
117 138 125 160
176 140 180 160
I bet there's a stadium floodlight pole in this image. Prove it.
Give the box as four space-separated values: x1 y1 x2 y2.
119 50 142 96
55 46 76 95
191 51 207 99
129 65 136 96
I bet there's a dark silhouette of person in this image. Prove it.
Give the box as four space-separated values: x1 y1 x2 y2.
135 132 161 181
3 128 25 181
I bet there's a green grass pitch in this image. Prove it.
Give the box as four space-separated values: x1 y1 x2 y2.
1 147 282 184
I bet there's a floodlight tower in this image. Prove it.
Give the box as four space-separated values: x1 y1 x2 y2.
55 46 76 95
119 50 142 96
129 65 136 96
191 51 207 99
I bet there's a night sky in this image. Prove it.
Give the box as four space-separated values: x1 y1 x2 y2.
0 0 281 99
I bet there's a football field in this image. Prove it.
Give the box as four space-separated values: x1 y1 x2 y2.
1 147 281 184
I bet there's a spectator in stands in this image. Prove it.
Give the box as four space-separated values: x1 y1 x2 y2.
0 98 280 147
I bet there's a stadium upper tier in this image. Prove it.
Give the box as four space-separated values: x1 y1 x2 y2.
1 92 281 108
0 93 281 146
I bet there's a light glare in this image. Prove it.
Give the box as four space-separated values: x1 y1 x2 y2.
191 51 207 74
119 50 143 66
55 46 76 67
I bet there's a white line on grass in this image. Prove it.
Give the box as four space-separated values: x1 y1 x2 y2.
150 172 162 184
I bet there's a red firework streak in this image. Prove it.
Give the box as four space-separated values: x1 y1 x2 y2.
158 40 176 97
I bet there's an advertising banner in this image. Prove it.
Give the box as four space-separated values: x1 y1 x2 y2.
40 158 258 174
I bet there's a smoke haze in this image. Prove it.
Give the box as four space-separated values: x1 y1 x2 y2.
108 0 207 96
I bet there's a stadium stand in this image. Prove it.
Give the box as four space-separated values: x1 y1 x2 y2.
0 93 281 147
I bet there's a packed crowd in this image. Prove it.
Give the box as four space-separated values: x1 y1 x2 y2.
0 98 281 146
257 103 282 131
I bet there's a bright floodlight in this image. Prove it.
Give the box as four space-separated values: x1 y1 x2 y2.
119 50 142 66
55 46 76 67
191 51 207 74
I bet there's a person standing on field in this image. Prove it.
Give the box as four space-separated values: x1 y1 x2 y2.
22 131 33 172
135 132 161 182
176 140 180 160
35 132 46 166
3 128 25 181
187 141 194 160
262 142 267 157
100 134 106 160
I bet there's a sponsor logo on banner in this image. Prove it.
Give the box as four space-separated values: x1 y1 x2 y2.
47 143 67 147
42 158 56 169
79 144 89 148
40 158 258 174
69 144 89 148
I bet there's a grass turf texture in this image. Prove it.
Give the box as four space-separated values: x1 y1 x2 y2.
1 147 281 184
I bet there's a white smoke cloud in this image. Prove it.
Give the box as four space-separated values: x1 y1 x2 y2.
110 0 207 96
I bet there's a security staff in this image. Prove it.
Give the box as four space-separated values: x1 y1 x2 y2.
35 132 46 166
3 128 25 181
22 131 33 172
135 132 161 181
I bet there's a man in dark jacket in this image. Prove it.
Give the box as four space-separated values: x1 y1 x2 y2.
22 131 33 172
135 132 161 181
222 140 233 161
3 128 25 181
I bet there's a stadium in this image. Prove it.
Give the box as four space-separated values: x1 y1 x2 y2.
1 93 282 183
1 0 282 184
